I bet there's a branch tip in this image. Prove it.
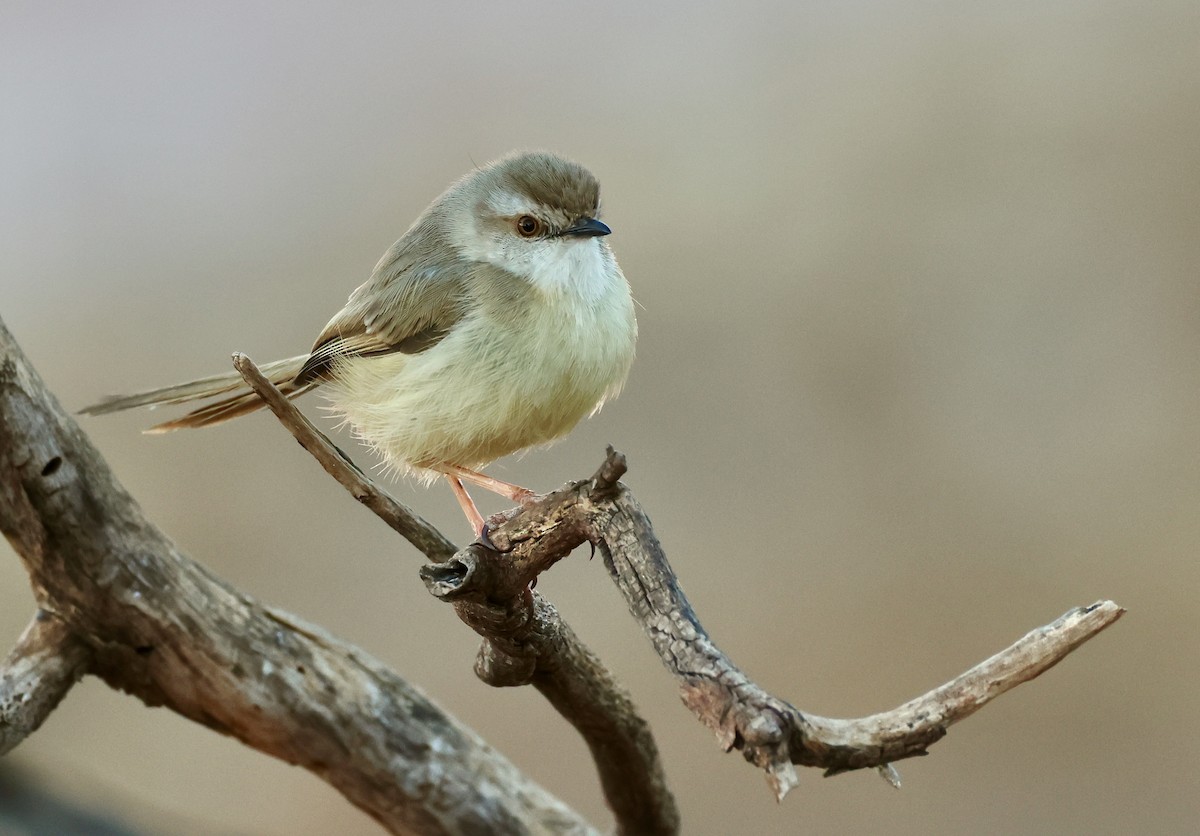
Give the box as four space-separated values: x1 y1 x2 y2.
592 446 627 491
876 763 902 789
419 557 471 597
767 760 799 802
590 474 1124 786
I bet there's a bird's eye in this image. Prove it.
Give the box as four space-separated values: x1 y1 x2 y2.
515 215 542 237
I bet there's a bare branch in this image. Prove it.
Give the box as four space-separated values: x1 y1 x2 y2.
423 448 1123 801
232 354 680 834
0 317 595 835
5 315 1121 833
422 556 679 836
232 352 455 561
227 354 1123 811
0 610 91 755
811 600 1124 777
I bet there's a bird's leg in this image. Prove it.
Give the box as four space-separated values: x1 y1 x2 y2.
440 464 536 505
444 474 486 538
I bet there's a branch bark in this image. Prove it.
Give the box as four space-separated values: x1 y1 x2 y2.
0 316 595 835
234 354 680 836
239 339 1123 805
0 309 1124 835
416 449 1124 800
0 610 91 755
230 353 455 561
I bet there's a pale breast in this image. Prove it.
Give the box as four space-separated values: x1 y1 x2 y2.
326 242 636 475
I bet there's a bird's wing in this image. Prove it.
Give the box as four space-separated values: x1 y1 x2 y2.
296 234 469 384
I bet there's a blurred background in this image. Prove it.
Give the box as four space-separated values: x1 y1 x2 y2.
2 1 1197 833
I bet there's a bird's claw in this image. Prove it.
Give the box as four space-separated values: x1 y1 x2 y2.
476 522 501 552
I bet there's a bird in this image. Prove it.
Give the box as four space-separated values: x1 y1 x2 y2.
82 151 638 537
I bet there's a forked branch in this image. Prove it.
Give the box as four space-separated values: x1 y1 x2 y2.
0 318 595 835
233 355 1124 802
421 452 1123 799
234 353 680 836
0 315 1123 836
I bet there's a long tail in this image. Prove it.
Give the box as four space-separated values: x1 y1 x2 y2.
79 355 315 433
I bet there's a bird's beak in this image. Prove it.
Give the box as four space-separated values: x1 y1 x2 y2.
560 217 611 238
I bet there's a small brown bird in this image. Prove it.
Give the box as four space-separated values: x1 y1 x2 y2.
83 151 638 535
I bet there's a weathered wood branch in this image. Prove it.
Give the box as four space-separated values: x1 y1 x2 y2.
0 305 1124 834
0 610 91 756
0 316 595 835
414 451 1123 800
234 355 681 836
237 343 1123 804
231 353 455 561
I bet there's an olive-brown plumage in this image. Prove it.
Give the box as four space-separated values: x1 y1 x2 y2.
82 151 637 535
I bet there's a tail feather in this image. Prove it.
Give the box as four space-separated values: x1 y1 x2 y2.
80 354 313 432
143 380 318 433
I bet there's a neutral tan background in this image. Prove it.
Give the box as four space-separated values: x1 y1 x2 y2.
2 2 1197 833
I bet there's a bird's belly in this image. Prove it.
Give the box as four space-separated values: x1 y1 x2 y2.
325 299 634 475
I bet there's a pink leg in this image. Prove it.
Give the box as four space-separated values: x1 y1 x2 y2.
439 464 536 504
444 474 486 537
